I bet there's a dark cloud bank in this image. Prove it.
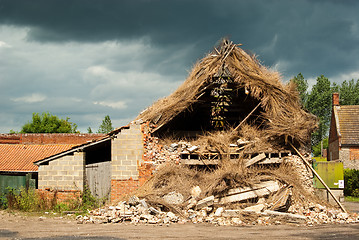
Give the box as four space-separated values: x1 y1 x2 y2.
1 0 359 132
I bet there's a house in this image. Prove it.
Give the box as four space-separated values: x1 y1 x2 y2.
34 39 317 202
0 133 105 198
328 93 359 169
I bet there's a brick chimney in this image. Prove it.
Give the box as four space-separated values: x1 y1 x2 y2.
332 92 339 106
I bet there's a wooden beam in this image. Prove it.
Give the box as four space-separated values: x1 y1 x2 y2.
289 142 346 213
243 153 266 167
233 102 261 132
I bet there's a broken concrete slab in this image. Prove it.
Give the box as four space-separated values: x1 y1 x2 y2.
217 181 280 204
243 203 265 213
263 210 307 221
196 195 214 210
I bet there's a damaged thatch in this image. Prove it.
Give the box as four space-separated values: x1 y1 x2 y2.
137 39 317 145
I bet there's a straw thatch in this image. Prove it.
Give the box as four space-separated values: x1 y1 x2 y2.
137 39 317 145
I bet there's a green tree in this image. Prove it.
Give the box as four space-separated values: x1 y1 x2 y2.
306 75 335 147
339 79 359 105
290 73 308 107
87 127 93 133
21 112 78 133
97 115 113 134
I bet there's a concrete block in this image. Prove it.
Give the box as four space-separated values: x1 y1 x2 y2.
52 165 64 171
61 160 70 166
64 176 73 181
42 175 53 181
126 165 137 171
49 160 59 166
73 166 84 171
122 160 133 166
120 170 132 176
63 165 74 171
118 154 128 161
117 166 127 171
48 180 57 186
48 170 59 176
53 176 63 181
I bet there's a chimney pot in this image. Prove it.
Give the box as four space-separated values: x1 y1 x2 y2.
332 92 340 106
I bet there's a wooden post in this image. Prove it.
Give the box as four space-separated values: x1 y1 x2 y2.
233 102 261 132
289 143 346 213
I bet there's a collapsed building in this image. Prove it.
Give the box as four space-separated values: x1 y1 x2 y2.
35 39 358 225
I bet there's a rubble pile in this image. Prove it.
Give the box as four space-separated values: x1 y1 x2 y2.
120 121 354 227
77 192 359 226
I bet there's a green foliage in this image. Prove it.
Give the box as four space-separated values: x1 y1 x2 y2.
312 138 328 157
339 79 359 105
5 187 39 211
21 112 79 133
344 169 359 197
306 75 335 146
290 73 308 107
97 115 114 134
87 127 93 133
345 196 359 202
81 186 106 211
2 186 105 213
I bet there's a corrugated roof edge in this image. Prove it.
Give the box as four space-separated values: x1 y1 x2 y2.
34 125 131 165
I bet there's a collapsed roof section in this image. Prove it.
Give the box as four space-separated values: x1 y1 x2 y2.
137 39 317 145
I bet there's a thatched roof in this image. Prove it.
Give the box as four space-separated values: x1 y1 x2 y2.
137 39 317 144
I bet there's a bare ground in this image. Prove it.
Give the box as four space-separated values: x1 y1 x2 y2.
1 210 359 240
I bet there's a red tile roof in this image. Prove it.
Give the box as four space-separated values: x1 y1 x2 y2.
0 144 75 172
335 105 359 145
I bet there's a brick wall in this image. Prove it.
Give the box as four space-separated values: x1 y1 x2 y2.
328 139 339 161
339 147 359 170
0 133 105 145
110 179 140 201
110 123 157 202
37 189 81 205
38 152 85 191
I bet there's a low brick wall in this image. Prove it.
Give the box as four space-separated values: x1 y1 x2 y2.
37 189 82 205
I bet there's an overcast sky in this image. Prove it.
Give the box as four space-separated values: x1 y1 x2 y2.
1 0 359 133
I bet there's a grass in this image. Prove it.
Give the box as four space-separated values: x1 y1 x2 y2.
345 196 359 202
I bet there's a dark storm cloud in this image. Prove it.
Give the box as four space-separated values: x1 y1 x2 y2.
1 0 359 132
1 0 359 78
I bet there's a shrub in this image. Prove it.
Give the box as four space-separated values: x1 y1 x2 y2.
344 169 359 197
